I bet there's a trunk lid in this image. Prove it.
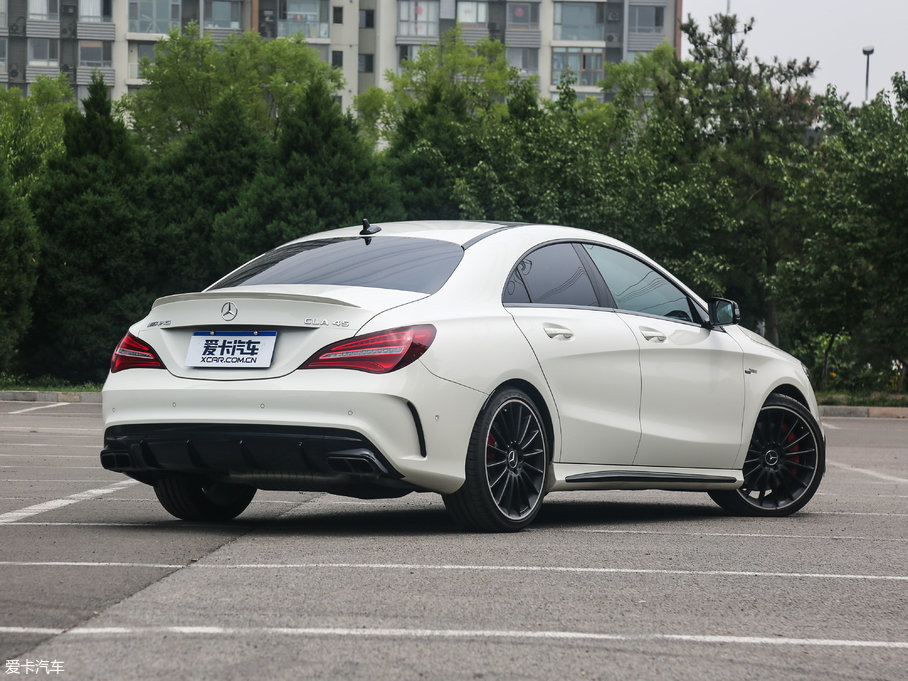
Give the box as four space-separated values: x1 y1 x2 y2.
133 285 425 380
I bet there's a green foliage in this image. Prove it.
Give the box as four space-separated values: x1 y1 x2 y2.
146 91 273 293
122 23 342 152
0 76 76 197
24 75 153 382
0 168 40 371
213 78 404 268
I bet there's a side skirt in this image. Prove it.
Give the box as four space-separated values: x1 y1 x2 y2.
550 464 742 492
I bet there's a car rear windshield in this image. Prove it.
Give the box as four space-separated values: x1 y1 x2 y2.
209 237 464 294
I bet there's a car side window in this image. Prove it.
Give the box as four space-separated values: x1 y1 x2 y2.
504 243 599 307
583 244 694 322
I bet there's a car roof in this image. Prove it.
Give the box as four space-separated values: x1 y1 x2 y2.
287 220 532 247
288 220 634 251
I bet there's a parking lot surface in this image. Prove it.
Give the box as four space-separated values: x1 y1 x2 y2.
1 401 905 680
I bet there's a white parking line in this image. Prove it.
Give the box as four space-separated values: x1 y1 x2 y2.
828 461 908 483
0 480 139 524
0 561 181 569
1 443 100 449
0 465 104 469
0 454 97 458
1 427 100 433
8 403 68 415
1 560 901 581
566 528 907 542
0 625 904 649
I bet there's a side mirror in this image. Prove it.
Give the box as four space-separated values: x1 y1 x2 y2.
708 298 741 327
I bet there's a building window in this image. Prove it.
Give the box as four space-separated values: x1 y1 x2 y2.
398 1 439 38
278 0 330 38
554 2 604 41
28 0 59 21
456 1 487 27
311 44 329 62
333 5 342 23
128 1 182 34
79 40 113 67
77 83 112 111
203 1 242 29
506 47 538 74
359 9 374 28
628 5 664 33
28 38 59 66
129 42 156 78
0 39 6 71
398 43 424 68
358 53 374 73
552 46 605 86
79 0 113 22
506 2 539 30
331 50 343 68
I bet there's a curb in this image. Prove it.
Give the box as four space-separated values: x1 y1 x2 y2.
818 405 908 419
0 391 102 404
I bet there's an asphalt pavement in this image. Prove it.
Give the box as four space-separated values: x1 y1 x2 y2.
0 401 905 680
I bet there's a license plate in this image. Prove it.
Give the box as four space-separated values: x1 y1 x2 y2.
186 331 277 368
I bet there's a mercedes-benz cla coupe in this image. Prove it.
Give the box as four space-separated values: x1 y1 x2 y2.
101 221 825 531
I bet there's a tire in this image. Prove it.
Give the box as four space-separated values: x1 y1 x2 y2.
709 394 825 517
443 388 548 532
153 476 256 521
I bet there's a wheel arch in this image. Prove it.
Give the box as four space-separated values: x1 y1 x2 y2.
768 383 809 408
493 378 557 463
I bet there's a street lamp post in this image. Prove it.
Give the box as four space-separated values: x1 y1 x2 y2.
862 46 874 103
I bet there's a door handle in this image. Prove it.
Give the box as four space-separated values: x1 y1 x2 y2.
544 324 574 339
640 328 666 343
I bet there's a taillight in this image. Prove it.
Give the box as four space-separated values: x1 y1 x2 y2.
300 325 436 374
110 333 165 373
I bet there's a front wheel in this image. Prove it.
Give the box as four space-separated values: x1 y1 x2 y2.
154 477 256 521
443 388 548 532
710 394 824 517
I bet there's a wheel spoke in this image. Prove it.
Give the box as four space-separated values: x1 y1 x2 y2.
782 430 811 450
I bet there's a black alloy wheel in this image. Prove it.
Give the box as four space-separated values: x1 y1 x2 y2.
444 388 548 532
710 394 824 517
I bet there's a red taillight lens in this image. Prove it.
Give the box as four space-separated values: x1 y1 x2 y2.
300 325 436 374
110 333 165 373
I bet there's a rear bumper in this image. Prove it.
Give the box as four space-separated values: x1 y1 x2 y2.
101 423 412 497
101 362 488 494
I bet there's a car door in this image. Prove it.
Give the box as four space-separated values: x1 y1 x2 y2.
582 244 746 469
504 242 642 465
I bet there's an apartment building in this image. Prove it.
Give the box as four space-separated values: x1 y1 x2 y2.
0 1 682 108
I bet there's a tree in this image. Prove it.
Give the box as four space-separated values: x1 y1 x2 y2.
24 74 153 382
790 77 908 391
213 79 404 268
123 24 343 152
0 168 39 371
145 92 273 293
656 15 821 344
0 76 75 197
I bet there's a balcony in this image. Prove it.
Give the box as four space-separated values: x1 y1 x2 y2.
277 19 329 39
128 18 179 35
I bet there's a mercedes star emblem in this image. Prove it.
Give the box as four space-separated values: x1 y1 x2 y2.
221 302 238 321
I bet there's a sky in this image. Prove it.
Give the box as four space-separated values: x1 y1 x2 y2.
680 0 907 103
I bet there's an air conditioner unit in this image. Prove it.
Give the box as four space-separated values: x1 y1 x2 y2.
606 33 619 43
9 63 19 79
607 11 621 22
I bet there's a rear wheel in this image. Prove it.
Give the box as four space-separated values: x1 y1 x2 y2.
153 477 256 521
443 388 548 532
709 394 824 516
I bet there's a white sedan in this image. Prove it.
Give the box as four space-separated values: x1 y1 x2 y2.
101 220 825 531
